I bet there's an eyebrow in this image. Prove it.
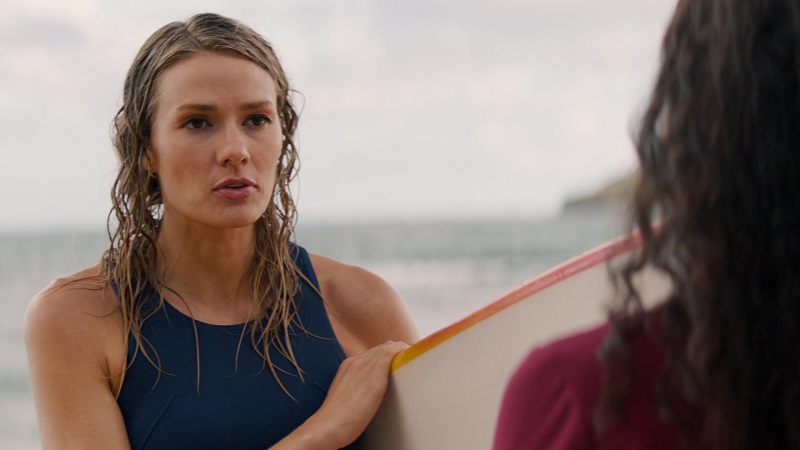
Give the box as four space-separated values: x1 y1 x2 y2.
177 100 275 112
241 100 274 110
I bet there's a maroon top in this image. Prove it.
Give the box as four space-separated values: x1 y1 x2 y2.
494 312 686 449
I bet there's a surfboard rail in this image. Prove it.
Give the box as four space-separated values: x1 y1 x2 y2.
364 232 665 450
391 231 642 371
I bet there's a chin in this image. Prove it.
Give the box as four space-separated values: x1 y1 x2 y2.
218 203 269 225
227 216 264 230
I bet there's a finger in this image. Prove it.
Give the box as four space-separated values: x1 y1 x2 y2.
377 340 409 357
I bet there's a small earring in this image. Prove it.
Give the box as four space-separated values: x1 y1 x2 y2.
150 171 158 179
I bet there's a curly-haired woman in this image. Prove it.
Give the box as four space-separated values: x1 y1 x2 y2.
494 0 800 448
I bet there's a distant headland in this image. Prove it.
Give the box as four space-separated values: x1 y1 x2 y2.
561 170 638 213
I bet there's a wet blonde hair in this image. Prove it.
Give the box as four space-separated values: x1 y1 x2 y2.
103 13 303 392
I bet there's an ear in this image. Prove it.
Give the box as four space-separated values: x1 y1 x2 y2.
141 147 159 176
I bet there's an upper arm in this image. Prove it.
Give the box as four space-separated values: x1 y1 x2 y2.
24 278 131 449
309 253 418 356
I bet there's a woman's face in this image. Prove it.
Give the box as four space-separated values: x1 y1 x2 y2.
147 52 283 231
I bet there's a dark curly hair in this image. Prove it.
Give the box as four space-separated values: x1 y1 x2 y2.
598 0 800 448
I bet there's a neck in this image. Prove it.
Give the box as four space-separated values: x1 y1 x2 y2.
154 219 256 319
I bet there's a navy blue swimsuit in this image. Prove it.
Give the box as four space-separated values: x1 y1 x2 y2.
117 246 360 449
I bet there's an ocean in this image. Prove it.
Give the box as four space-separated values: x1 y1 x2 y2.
0 207 624 448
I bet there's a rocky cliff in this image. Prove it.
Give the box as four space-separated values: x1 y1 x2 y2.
561 170 638 212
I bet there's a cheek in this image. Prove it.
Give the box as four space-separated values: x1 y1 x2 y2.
260 134 284 171
262 151 282 187
156 152 204 197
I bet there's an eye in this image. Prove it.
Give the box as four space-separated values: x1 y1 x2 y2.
181 117 211 129
244 114 272 127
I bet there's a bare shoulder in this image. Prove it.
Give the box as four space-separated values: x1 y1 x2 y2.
27 265 117 328
24 264 124 378
309 253 418 355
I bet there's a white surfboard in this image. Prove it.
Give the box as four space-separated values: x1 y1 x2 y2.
362 234 670 449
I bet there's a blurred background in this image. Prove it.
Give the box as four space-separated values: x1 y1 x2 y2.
1 0 675 447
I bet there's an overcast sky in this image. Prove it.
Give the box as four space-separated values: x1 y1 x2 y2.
0 0 676 232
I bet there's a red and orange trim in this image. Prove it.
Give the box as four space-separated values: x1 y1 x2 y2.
391 232 642 372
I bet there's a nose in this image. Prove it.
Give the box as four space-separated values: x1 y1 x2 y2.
217 124 250 166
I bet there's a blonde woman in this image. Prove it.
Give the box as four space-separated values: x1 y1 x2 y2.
25 13 417 449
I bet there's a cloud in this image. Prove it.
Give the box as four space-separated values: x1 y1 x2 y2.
0 18 86 47
0 0 677 231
